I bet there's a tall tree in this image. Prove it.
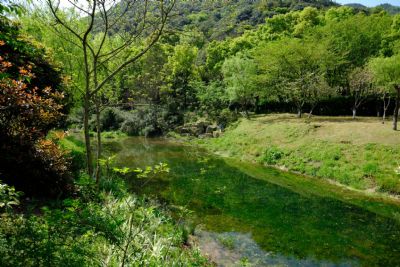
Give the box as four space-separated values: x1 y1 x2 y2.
348 67 375 119
369 55 400 130
255 38 335 118
222 54 257 118
39 0 175 181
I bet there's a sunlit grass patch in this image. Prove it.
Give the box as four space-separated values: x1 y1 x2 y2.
197 114 400 194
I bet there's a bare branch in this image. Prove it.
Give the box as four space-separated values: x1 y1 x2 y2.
91 0 176 97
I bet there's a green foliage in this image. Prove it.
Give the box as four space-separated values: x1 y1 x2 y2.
198 114 400 194
57 135 86 173
0 167 209 266
216 108 238 127
262 146 284 165
0 19 71 197
96 107 126 131
113 162 170 179
222 54 258 114
369 54 400 89
255 37 334 115
0 181 21 211
120 106 177 137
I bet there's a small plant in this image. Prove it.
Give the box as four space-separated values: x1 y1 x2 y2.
99 155 117 177
395 165 400 175
218 235 235 250
112 167 131 175
262 146 284 165
0 180 21 211
363 163 379 177
132 163 170 179
112 163 170 181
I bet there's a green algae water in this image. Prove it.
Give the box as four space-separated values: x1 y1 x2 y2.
104 137 400 267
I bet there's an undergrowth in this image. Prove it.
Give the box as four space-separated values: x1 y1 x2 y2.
0 133 210 267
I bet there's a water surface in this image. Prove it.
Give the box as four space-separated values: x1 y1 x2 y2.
104 137 400 267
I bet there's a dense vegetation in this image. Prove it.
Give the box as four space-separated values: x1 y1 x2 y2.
1 0 400 265
21 1 400 139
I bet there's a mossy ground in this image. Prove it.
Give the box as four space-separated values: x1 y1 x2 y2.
195 114 400 195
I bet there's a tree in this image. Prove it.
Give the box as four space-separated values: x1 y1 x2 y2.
222 55 258 118
39 0 175 181
304 73 334 118
378 86 392 124
163 44 199 115
348 67 375 119
321 12 391 88
255 38 335 118
369 55 400 130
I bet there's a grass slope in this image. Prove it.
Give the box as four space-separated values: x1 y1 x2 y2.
196 114 400 194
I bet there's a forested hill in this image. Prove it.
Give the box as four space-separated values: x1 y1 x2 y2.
345 3 400 14
169 0 338 39
116 0 400 40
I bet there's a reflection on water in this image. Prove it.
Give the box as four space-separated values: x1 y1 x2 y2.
196 231 354 267
105 137 400 267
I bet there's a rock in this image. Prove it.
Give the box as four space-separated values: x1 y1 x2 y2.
213 130 222 138
206 125 218 134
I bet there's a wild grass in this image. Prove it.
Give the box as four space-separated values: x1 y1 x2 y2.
196 114 400 195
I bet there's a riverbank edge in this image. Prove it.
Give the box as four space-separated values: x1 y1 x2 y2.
165 133 400 220
70 130 400 217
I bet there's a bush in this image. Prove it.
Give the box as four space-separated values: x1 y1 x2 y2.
0 181 21 211
216 108 238 128
0 23 71 197
262 146 284 165
120 106 179 137
58 135 86 174
88 107 126 132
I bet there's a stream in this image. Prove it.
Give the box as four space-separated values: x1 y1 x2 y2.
103 137 400 267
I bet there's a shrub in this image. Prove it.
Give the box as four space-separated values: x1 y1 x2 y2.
120 112 143 136
120 106 178 137
216 108 238 128
58 136 86 173
0 181 21 211
88 107 126 132
362 163 379 177
0 24 71 197
262 146 284 164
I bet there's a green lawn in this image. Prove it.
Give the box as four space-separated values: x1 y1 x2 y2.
195 114 400 195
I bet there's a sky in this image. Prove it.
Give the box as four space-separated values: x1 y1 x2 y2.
335 0 400 7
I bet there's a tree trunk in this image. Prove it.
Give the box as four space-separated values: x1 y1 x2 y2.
352 108 356 119
297 108 302 118
254 96 259 113
95 97 101 185
382 96 390 124
83 95 93 177
382 109 386 124
308 105 316 119
244 104 249 119
393 86 400 131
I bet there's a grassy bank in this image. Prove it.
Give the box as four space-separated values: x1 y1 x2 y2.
195 114 400 195
0 135 209 267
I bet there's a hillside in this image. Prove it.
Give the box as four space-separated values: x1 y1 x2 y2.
170 0 338 39
345 3 400 14
196 114 400 195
